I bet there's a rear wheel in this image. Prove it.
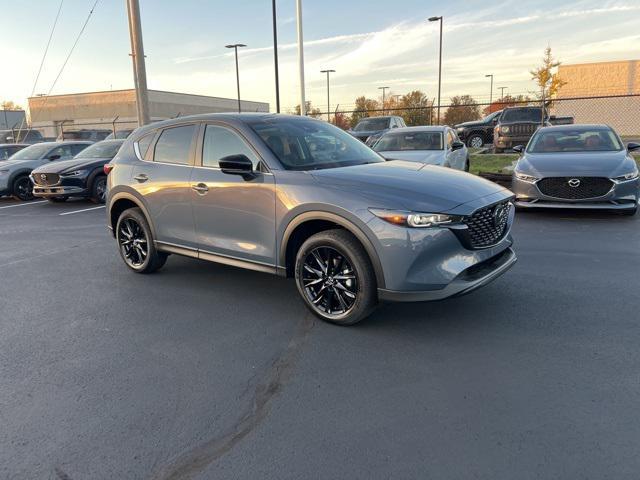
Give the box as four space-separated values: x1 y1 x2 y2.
115 207 167 273
12 175 33 201
467 134 484 149
295 229 377 326
91 175 107 204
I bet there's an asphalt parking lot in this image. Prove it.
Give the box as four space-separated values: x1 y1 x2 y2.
1 197 639 480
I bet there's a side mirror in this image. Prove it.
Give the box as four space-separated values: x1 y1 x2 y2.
451 141 465 151
512 145 525 154
219 154 255 179
47 154 61 161
627 142 640 152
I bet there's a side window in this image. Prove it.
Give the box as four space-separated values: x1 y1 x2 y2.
0 149 8 160
71 144 88 156
202 125 260 168
47 145 73 160
136 132 155 160
153 124 196 165
399 118 406 127
446 130 454 147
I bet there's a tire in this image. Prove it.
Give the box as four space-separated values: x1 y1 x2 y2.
115 207 167 273
12 175 34 201
466 134 484 149
47 197 68 203
295 229 378 326
90 175 107 204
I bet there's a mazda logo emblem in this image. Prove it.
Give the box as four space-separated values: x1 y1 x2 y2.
40 174 47 181
568 178 581 188
493 204 509 227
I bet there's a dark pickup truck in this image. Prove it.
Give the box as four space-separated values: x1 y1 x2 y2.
455 110 503 148
493 107 573 153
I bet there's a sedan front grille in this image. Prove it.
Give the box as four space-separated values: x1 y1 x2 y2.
463 201 511 248
537 177 613 200
32 173 60 186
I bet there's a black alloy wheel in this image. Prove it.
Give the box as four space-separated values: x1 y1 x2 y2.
92 176 107 204
13 176 34 201
115 207 167 273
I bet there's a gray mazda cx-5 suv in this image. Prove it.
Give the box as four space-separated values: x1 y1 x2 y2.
106 114 517 325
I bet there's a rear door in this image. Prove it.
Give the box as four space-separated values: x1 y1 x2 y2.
131 123 198 248
190 122 276 267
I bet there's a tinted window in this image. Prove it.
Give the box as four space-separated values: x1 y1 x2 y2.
502 109 541 123
49 145 78 160
136 132 155 159
354 118 390 131
374 131 443 151
153 125 195 165
75 141 124 159
70 144 90 155
202 125 259 168
528 128 624 153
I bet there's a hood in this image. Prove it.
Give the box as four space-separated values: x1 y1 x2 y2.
455 119 486 128
378 150 445 165
0 158 47 170
31 157 109 174
349 129 387 139
518 151 634 178
310 160 507 213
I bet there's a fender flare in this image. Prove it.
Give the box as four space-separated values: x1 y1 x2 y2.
107 191 156 238
280 210 386 289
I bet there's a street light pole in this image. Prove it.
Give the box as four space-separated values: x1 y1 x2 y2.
485 74 494 105
272 0 280 113
498 86 507 99
225 43 246 113
126 0 150 126
428 16 443 124
378 86 389 114
320 69 335 122
296 0 306 115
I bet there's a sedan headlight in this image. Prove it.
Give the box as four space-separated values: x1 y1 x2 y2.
500 126 510 134
612 170 639 183
514 171 539 183
61 170 87 177
369 208 460 227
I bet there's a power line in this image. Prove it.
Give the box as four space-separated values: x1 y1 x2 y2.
31 0 64 98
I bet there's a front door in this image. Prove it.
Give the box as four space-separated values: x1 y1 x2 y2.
191 123 276 266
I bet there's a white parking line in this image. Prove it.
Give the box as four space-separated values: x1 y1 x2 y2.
59 205 106 216
0 200 48 210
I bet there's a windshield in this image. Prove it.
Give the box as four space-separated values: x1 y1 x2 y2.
248 117 384 171
374 131 443 151
528 128 624 153
76 140 124 159
353 118 390 132
502 109 541 123
7 143 53 160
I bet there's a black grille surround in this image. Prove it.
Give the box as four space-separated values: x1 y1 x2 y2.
32 173 60 186
536 177 613 200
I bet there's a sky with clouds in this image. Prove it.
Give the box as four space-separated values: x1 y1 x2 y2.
1 0 638 113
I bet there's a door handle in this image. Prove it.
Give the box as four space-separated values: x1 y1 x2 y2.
134 174 148 183
192 183 209 194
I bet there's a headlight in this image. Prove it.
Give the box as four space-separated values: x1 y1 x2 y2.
61 170 87 177
514 171 539 183
612 171 639 182
500 126 510 134
369 208 460 227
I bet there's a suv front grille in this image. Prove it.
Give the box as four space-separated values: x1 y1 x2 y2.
537 177 612 200
32 173 60 186
508 124 537 136
463 201 511 248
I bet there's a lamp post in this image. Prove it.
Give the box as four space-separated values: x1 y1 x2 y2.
296 0 306 115
225 43 246 113
428 16 443 124
272 0 280 113
320 69 335 122
485 74 494 105
498 86 507 102
378 86 389 114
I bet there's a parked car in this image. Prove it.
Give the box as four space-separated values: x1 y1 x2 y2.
105 129 135 140
512 125 639 215
372 126 469 171
58 129 111 142
106 114 516 325
0 141 92 200
0 143 29 161
31 139 124 204
455 110 502 148
494 107 574 153
348 116 406 146
0 129 45 144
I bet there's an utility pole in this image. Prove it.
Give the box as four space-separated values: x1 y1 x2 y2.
498 86 507 99
429 16 443 124
485 74 494 105
296 0 306 115
126 0 150 126
378 86 389 114
272 0 280 113
226 44 246 113
321 69 335 122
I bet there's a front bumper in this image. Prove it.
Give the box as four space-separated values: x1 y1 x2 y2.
379 247 516 302
32 185 88 198
495 136 530 149
512 176 640 210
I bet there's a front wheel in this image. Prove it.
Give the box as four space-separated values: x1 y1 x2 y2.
115 207 167 273
295 229 378 326
466 134 484 149
12 175 34 201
